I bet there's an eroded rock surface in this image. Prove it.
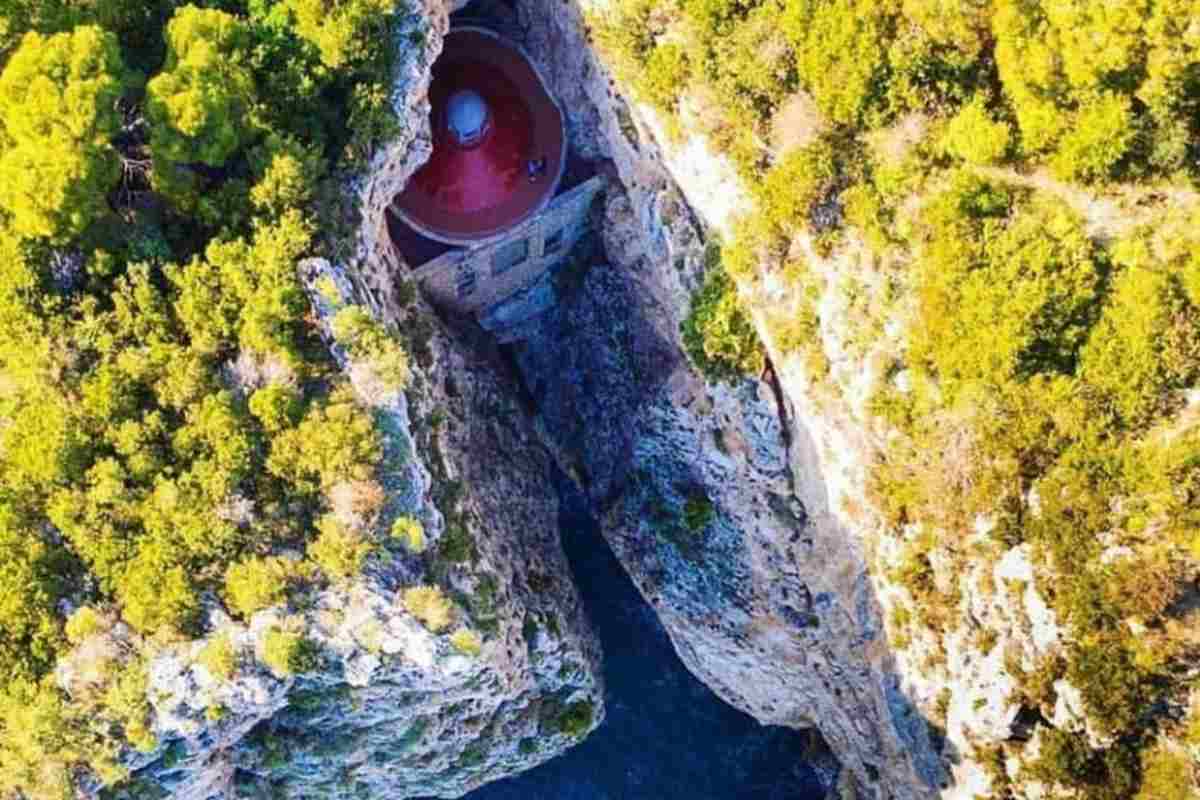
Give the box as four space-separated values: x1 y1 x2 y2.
95 4 603 798
490 1 947 797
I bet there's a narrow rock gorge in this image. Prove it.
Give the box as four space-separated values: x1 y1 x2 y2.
336 0 943 796
5 1 1196 799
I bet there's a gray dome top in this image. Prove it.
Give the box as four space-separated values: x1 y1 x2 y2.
446 89 489 146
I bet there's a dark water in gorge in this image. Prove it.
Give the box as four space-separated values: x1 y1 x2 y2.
460 473 830 800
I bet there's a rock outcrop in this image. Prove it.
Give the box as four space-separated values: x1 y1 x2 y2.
495 2 1141 798
478 1 946 797
87 3 604 797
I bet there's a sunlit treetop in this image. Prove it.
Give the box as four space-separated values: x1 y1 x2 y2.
283 0 398 70
145 6 255 167
0 25 126 241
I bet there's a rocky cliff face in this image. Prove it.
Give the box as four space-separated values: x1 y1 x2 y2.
496 3 1125 798
476 2 947 798
84 4 603 798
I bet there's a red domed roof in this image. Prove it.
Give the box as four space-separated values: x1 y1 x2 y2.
393 27 566 245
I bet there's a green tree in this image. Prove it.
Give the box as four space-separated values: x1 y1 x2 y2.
197 632 238 681
781 0 892 126
224 556 293 618
146 6 255 167
638 43 691 110
282 0 398 70
402 585 454 632
1051 92 1135 181
681 248 765 383
1079 236 1200 429
0 506 66 684
0 26 126 242
390 515 425 553
330 304 410 390
909 174 1103 394
261 626 319 676
308 515 373 580
0 679 121 800
116 539 200 634
267 388 381 493
941 96 1011 164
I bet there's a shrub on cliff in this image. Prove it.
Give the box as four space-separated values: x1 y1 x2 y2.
282 0 398 71
403 585 454 633
391 515 426 553
449 628 482 656
331 305 411 391
1135 742 1197 800
308 515 375 580
197 632 239 681
262 627 320 677
224 556 295 619
682 246 765 383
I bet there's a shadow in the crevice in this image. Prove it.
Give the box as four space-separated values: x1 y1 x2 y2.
427 1 961 795
460 470 832 800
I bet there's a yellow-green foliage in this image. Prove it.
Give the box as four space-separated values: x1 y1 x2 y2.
680 250 765 383
402 585 454 633
197 632 238 681
64 607 105 646
0 507 66 683
754 136 840 234
681 256 763 381
390 515 426 553
591 0 1198 184
146 6 254 167
993 0 1195 179
941 96 1011 165
267 386 382 493
284 0 398 70
1134 743 1196 800
780 0 892 126
261 627 319 677
0 0 404 792
590 1 1200 796
171 210 313 361
0 26 126 241
449 627 482 656
1050 92 1135 181
308 515 374 580
117 543 201 634
639 43 691 110
100 658 155 752
248 384 304 433
223 556 293 619
250 135 322 219
1079 233 1200 429
0 679 123 800
331 305 410 391
909 174 1102 394
871 172 1200 797
1028 728 1140 800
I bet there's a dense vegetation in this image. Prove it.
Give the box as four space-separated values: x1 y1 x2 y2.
0 1 413 795
592 0 1200 795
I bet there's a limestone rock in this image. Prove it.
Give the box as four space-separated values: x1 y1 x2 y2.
495 0 943 796
88 4 603 798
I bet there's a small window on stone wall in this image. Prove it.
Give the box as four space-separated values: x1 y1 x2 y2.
493 238 529 275
544 228 564 255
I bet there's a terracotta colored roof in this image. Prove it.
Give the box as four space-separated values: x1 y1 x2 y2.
393 27 565 245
